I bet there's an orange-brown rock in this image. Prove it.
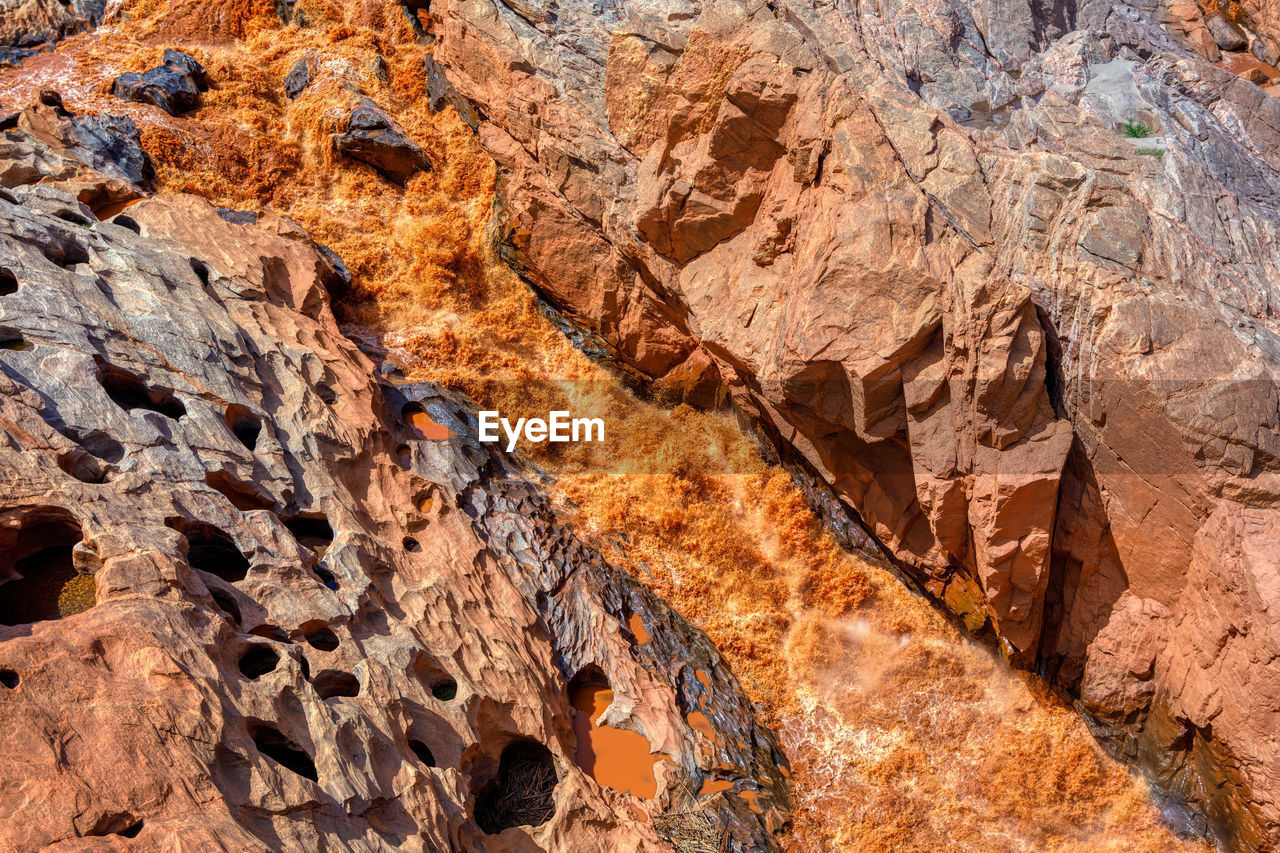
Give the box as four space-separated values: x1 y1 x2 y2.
0 102 787 851
428 0 1280 847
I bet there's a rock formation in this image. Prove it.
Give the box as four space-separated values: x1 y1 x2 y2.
426 0 1280 847
0 99 787 851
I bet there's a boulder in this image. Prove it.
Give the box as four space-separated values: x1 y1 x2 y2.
333 97 429 184
283 56 311 100
111 49 209 116
1205 13 1248 51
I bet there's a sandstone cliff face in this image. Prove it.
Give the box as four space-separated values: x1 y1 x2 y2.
428 0 1280 846
0 100 787 851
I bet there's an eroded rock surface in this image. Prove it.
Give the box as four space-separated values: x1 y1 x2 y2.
427 0 1280 846
0 101 786 852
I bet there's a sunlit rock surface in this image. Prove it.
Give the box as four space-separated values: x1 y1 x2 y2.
428 0 1280 846
0 101 787 852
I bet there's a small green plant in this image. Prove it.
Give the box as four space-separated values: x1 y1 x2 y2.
1136 147 1164 160
1122 120 1155 138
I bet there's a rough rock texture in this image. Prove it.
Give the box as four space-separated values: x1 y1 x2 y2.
427 0 1280 847
0 101 787 851
0 0 103 50
1234 0 1280 64
111 49 209 117
334 97 431 185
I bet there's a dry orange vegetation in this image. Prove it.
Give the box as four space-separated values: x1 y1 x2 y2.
0 2 1214 850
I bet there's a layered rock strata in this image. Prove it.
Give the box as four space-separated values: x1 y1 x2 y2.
427 0 1280 846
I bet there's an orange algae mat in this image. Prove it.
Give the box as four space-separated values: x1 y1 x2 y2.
0 1 1215 850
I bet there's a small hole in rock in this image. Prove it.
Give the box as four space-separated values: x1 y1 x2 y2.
169 520 250 582
303 627 339 652
299 655 311 680
314 566 339 591
403 537 420 552
0 669 18 688
57 449 105 483
474 741 558 834
97 362 185 419
45 239 89 268
409 739 435 767
204 471 274 511
238 646 280 679
86 813 144 838
64 429 124 463
224 405 261 451
249 624 290 643
317 383 337 404
248 721 318 781
209 587 242 627
54 209 93 227
313 669 359 699
402 401 449 440
0 513 93 625
396 444 412 468
284 515 333 557
190 258 209 285
432 678 458 702
0 268 16 295
0 329 29 350
112 215 141 234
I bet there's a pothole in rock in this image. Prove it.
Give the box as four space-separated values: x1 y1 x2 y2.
224 404 262 451
474 741 558 834
247 721 317 782
97 362 185 420
313 566 339 591
0 328 30 351
412 651 458 701
300 626 339 652
238 646 280 680
0 512 95 625
168 520 250 582
0 268 16 295
283 514 333 558
409 739 435 767
57 449 106 483
402 401 451 440
402 536 420 553
112 215 141 234
209 586 242 628
569 666 658 799
204 471 274 512
312 669 359 700
249 624 290 643
86 814 144 838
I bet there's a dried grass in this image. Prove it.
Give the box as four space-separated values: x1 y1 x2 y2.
0 6 1216 851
